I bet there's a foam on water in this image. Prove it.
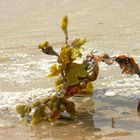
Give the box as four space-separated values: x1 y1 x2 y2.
96 71 140 98
0 48 139 110
0 88 55 111
0 57 56 84
0 54 58 111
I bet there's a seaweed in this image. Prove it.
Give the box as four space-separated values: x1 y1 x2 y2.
16 16 140 125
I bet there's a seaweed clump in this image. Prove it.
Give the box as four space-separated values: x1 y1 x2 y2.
16 16 97 124
16 16 140 125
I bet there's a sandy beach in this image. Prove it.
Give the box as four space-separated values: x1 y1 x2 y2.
0 0 140 139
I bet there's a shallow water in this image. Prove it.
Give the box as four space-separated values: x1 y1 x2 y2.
0 0 140 139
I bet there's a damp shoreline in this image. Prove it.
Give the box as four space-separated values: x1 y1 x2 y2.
0 0 140 139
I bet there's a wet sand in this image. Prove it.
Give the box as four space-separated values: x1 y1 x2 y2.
0 0 140 139
0 96 140 140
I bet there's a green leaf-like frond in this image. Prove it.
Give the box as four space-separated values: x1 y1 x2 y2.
71 38 86 48
65 63 88 86
48 64 61 77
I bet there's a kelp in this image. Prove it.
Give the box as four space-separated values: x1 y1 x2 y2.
90 53 140 77
16 16 140 125
16 95 77 124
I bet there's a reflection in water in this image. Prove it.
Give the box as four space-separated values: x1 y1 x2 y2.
31 97 101 140
0 96 139 140
32 113 97 140
137 99 140 117
111 117 115 128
